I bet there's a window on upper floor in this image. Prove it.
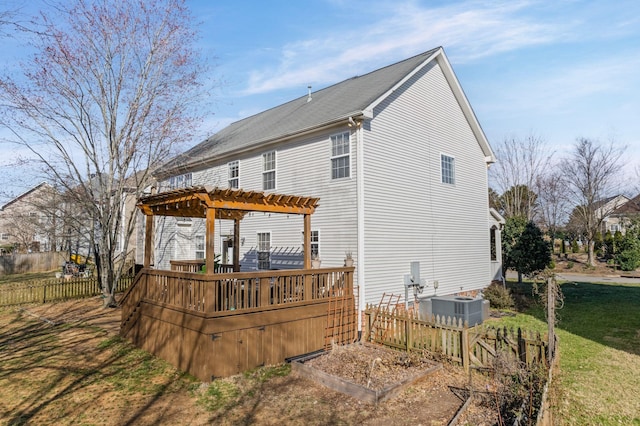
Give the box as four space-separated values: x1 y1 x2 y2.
331 132 350 179
441 154 455 185
169 172 192 190
257 232 271 270
262 151 276 190
1 233 9 241
228 160 239 189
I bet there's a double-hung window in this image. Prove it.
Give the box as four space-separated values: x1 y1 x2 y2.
169 172 192 190
441 154 455 185
331 132 350 179
195 235 205 260
262 151 276 190
228 161 239 189
257 232 271 270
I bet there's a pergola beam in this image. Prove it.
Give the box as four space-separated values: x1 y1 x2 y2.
136 187 320 273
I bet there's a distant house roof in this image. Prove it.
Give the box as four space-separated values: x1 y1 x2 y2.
611 194 640 216
160 46 494 177
0 182 53 211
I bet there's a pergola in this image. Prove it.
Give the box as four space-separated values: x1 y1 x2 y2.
137 186 320 273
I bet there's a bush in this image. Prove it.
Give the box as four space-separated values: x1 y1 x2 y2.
483 282 515 310
616 249 640 271
566 261 574 269
571 240 580 253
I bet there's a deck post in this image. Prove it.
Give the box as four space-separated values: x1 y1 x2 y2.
233 218 241 272
144 215 154 268
303 213 311 269
206 207 216 274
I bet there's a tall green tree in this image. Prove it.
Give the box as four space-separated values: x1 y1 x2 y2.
502 216 551 282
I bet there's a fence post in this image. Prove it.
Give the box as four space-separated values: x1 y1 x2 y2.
42 284 46 304
461 323 469 373
406 315 412 351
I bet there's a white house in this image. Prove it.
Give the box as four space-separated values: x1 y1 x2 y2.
151 47 497 310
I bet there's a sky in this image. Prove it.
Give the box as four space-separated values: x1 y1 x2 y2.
1 0 639 203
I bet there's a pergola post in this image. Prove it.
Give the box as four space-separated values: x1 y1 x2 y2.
143 215 154 268
303 213 311 269
233 218 241 272
206 207 216 274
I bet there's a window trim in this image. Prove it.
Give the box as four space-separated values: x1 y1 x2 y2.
262 151 277 191
228 160 240 189
330 131 351 180
440 153 456 185
302 229 320 258
256 231 271 270
195 235 205 260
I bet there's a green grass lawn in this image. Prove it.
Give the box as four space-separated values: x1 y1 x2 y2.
0 271 58 285
491 280 640 425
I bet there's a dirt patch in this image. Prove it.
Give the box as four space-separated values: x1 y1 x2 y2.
0 297 501 425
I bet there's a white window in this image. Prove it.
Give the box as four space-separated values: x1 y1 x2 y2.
441 154 455 185
257 232 271 270
195 235 205 260
331 132 350 179
262 151 276 190
176 217 192 227
228 161 239 189
29 212 38 218
610 224 620 232
301 230 320 258
1 233 9 241
169 173 192 190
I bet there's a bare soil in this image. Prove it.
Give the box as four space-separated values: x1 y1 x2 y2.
0 296 501 425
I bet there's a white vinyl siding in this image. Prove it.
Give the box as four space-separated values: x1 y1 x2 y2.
361 60 491 303
228 160 239 189
262 151 276 190
331 132 350 179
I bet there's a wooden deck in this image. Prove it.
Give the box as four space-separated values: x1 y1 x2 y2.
120 267 357 381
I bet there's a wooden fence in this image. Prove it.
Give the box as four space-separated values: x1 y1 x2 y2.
0 275 134 307
363 305 548 371
0 252 66 275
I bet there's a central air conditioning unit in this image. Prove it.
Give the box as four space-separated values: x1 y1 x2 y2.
418 295 488 326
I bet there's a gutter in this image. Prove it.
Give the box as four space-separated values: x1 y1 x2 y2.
355 117 366 330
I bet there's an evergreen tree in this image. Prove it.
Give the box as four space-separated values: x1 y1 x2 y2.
502 217 551 282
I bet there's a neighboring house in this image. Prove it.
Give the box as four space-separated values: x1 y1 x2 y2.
152 47 497 308
0 182 62 253
608 194 640 233
597 194 630 234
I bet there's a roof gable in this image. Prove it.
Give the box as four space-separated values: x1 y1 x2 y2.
161 46 493 176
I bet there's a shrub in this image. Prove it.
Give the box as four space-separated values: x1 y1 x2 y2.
483 282 515 310
616 249 640 272
566 261 574 269
571 240 580 253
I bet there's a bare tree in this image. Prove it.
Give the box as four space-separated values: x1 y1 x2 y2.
490 133 552 220
536 170 571 253
562 138 626 266
0 0 205 307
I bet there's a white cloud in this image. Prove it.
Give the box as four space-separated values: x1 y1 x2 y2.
241 0 568 95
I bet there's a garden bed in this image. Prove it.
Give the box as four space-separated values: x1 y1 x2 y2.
292 343 442 404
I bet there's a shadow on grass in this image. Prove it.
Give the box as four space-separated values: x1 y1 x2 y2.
0 307 191 425
507 280 640 356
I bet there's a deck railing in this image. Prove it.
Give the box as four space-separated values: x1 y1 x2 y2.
169 260 234 274
129 267 354 315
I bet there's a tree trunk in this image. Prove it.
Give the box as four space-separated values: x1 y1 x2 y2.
518 270 523 283
587 240 596 267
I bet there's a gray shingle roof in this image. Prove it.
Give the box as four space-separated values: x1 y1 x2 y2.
162 47 441 174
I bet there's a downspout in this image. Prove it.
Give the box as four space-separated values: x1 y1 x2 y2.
355 118 365 330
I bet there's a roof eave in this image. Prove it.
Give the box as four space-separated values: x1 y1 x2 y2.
157 112 369 179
